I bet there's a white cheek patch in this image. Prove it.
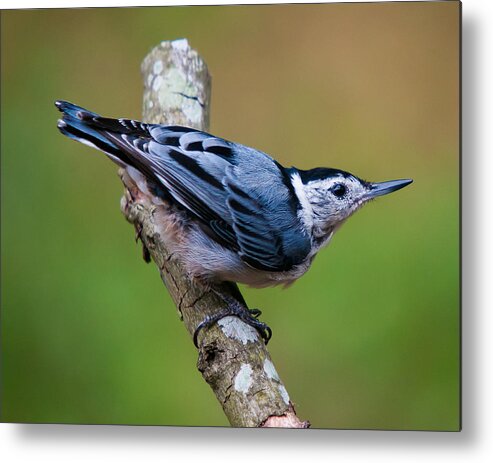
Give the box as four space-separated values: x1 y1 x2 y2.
290 172 313 232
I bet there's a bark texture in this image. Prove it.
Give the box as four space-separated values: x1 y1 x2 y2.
119 39 308 428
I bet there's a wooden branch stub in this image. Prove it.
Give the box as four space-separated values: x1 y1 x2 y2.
141 39 211 129
119 39 308 428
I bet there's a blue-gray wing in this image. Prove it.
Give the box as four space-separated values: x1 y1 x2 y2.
223 163 311 271
133 127 311 272
56 101 310 272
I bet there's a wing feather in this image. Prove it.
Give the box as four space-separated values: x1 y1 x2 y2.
224 169 309 271
56 101 311 271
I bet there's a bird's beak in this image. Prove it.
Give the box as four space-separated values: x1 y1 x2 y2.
366 179 413 199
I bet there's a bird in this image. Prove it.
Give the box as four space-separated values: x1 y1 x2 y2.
56 100 412 346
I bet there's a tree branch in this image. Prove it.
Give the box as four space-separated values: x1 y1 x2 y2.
119 39 308 428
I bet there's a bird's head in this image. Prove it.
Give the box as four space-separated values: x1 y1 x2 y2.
291 167 412 238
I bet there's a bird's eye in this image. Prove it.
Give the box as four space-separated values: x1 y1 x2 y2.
331 183 347 198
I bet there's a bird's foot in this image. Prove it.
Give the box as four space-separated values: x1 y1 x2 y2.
134 223 151 263
193 290 272 348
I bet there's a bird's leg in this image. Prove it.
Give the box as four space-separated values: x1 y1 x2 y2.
193 283 272 348
120 173 152 264
220 282 263 319
133 222 151 263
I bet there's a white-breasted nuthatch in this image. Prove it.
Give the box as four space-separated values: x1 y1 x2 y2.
56 100 412 344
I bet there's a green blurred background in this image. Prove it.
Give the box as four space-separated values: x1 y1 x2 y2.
1 2 459 430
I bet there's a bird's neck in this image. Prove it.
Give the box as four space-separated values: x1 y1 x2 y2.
290 169 339 241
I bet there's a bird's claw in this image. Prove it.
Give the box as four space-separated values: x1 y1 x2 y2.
248 308 262 318
193 295 272 348
134 223 151 263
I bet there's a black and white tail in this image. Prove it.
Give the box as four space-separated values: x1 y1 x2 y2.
55 100 160 178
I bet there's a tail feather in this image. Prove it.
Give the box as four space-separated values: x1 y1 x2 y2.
55 100 99 119
56 100 142 167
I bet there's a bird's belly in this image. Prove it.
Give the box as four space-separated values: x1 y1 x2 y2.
182 242 311 288
190 257 310 288
152 204 311 288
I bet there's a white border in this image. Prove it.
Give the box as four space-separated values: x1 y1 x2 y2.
0 0 445 9
2 0 492 462
1 0 461 9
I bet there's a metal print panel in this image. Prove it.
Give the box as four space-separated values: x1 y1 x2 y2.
0 1 460 430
